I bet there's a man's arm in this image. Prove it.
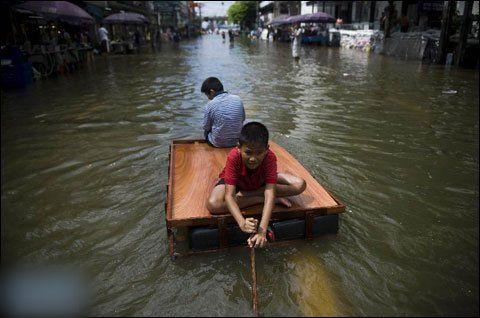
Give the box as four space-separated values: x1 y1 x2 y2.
248 184 275 248
225 184 257 233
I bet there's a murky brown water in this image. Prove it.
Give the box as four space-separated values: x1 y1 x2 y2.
1 35 478 316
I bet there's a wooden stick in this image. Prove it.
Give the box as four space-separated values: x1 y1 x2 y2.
249 225 260 316
250 245 259 316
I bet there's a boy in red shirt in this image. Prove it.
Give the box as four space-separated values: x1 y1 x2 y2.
206 122 306 248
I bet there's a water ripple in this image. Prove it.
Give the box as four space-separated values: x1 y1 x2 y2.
2 35 478 316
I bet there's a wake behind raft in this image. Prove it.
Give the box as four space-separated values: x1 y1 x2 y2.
164 139 346 258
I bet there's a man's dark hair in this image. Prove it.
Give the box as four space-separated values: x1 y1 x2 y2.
201 77 224 94
239 122 269 148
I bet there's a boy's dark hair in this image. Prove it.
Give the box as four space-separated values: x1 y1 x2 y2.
239 122 269 148
201 77 224 94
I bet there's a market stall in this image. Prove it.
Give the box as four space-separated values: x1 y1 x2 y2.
3 1 95 84
104 12 150 54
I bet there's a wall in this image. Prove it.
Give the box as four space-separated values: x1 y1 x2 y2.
301 1 310 15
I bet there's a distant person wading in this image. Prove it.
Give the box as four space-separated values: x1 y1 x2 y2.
291 24 302 60
97 23 109 54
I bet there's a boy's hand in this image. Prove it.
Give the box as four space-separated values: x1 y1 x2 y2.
248 233 267 248
240 218 258 233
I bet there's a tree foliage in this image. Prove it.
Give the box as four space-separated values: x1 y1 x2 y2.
227 1 257 29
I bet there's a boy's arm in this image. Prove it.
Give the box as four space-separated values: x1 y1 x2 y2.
241 101 246 123
202 105 212 132
259 184 275 235
250 151 277 247
248 184 275 248
225 184 257 233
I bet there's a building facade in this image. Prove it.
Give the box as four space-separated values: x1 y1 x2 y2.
81 1 198 40
259 1 301 26
300 1 478 32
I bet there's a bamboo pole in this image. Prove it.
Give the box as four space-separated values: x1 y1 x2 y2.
248 228 274 316
250 245 258 316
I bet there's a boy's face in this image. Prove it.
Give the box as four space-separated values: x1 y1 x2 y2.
239 143 268 170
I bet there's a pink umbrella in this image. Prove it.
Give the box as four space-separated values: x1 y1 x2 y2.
104 12 150 25
15 1 94 25
268 15 291 26
288 12 336 24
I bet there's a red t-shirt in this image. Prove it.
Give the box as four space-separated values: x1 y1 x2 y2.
219 148 278 191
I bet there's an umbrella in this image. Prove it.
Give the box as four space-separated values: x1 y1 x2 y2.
268 14 291 26
104 12 150 25
288 12 336 24
15 1 94 25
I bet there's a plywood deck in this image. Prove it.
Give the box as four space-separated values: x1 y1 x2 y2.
166 140 345 227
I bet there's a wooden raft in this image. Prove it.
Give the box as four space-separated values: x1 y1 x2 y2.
166 140 345 224
165 140 345 256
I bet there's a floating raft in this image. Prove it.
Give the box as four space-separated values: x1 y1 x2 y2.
165 139 346 257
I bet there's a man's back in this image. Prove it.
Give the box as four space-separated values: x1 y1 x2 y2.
203 92 245 148
98 27 108 41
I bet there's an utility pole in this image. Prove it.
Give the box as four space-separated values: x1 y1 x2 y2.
385 0 394 40
437 0 456 64
454 0 473 67
256 0 259 29
369 1 376 27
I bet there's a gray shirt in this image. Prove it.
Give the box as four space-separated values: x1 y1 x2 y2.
203 92 245 147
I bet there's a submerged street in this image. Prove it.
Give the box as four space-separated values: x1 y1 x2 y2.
2 35 478 316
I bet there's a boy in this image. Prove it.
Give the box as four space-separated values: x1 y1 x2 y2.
206 122 307 248
201 77 245 148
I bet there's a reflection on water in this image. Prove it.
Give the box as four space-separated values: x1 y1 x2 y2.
291 249 344 316
1 35 478 316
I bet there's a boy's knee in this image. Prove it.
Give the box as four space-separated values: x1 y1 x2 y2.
207 197 223 215
294 178 306 194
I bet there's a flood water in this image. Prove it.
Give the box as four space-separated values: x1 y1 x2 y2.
1 35 478 316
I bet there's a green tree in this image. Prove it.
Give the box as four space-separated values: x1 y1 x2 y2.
227 1 257 30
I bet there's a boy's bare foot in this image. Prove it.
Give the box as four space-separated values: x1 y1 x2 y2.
236 190 262 198
275 197 292 208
